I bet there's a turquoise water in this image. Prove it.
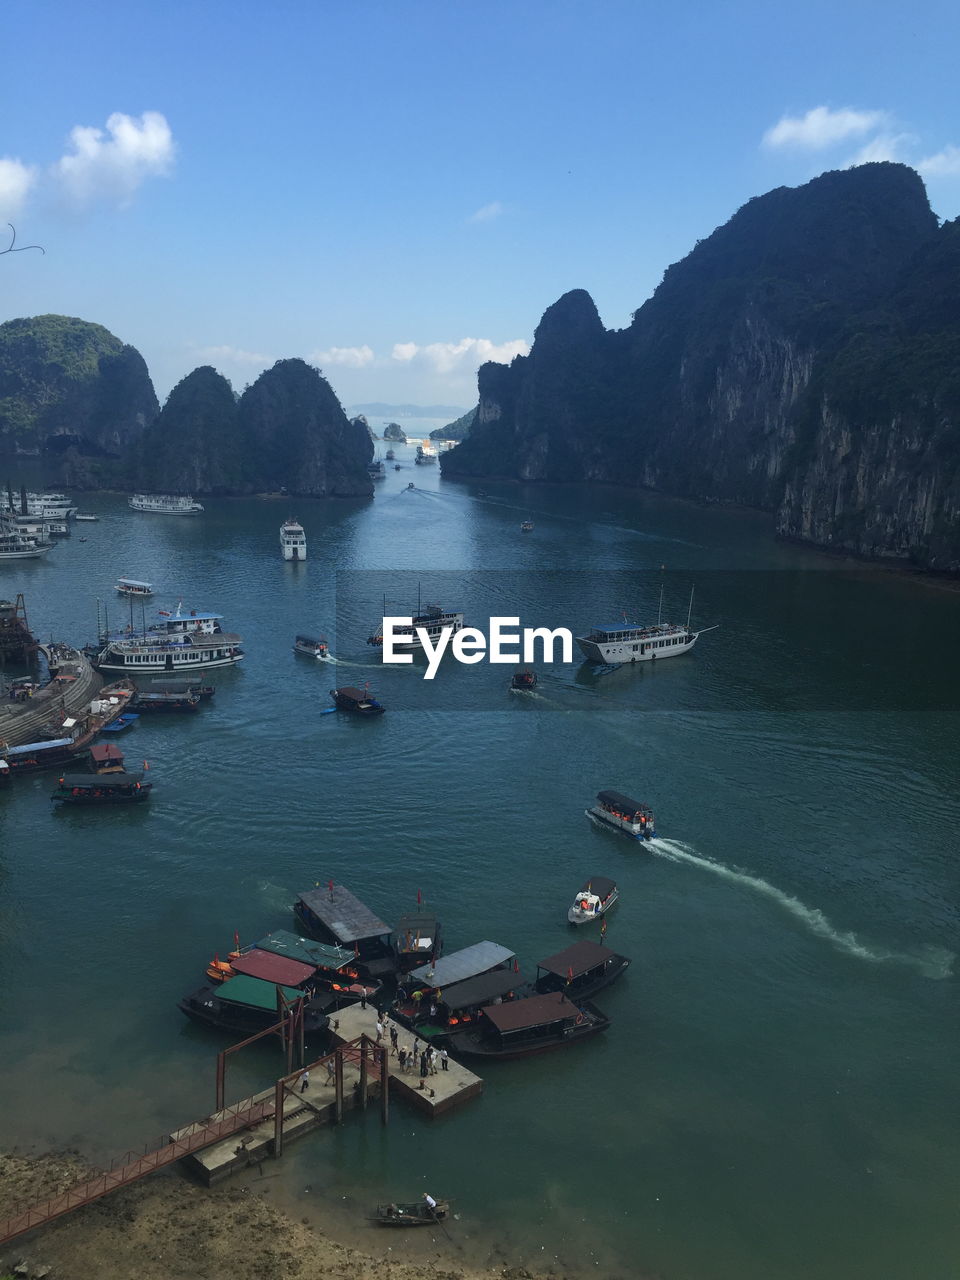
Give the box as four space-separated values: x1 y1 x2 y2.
1 445 957 1279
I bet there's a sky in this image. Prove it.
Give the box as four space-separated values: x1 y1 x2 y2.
2 0 960 412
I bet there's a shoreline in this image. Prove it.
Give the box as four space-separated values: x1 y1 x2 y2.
0 1149 648 1280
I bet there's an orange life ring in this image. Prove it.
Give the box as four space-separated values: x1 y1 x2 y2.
575 1013 585 1026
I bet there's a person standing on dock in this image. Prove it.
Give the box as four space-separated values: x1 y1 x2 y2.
375 1017 384 1043
299 1069 309 1093
440 1047 449 1071
390 1024 399 1054
418 1050 428 1089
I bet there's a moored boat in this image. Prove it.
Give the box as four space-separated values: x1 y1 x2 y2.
587 789 656 840
129 493 204 515
391 911 443 974
330 685 384 715
534 940 631 1001
293 884 395 978
445 992 609 1060
178 975 330 1037
95 605 243 674
567 875 619 924
98 712 139 733
370 1200 450 1227
415 444 436 464
115 578 154 597
280 519 307 560
51 769 152 804
89 742 126 774
74 513 99 522
131 687 201 711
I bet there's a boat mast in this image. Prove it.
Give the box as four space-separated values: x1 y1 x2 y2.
657 583 664 627
686 585 695 630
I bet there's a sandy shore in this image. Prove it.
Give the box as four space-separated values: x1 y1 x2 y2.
0 1150 618 1280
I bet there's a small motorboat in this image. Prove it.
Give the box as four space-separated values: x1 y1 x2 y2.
510 668 537 692
406 482 415 490
330 686 385 715
370 1199 450 1227
99 711 139 733
395 464 401 471
520 520 534 532
567 876 619 924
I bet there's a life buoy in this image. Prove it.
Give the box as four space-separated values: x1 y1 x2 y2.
575 1013 585 1026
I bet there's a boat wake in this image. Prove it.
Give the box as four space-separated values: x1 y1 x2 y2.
647 838 954 980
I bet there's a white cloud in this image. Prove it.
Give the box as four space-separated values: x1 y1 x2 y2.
763 106 887 151
53 110 175 208
846 133 913 166
0 157 37 220
468 200 503 223
309 344 375 368
198 345 273 366
918 145 960 177
391 337 529 373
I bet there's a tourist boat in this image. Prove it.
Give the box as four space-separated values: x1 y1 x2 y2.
74 513 99 522
4 492 78 519
128 493 204 515
330 685 384 715
131 686 201 712
367 457 386 478
367 601 464 652
178 975 330 1037
391 911 443 975
99 712 139 733
206 930 378 1003
95 605 244 674
280 519 307 561
567 876 619 924
510 668 537 692
534 940 631 1000
520 520 534 532
576 586 716 664
51 769 152 804
393 941 519 1033
115 578 154 597
414 444 436 464
587 789 656 840
0 529 53 560
0 680 136 775
294 634 330 659
144 680 215 699
445 993 610 1060
293 884 395 979
370 1200 450 1227
43 519 70 536
385 448 395 460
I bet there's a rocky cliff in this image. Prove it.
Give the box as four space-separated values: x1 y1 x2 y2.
0 314 158 461
443 163 960 569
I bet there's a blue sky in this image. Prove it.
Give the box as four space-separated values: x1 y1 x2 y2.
2 0 959 411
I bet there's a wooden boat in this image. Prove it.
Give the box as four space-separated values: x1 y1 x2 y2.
131 687 201 712
330 686 385 715
445 993 609 1060
294 884 395 978
534 940 630 1000
567 875 619 924
586 789 656 840
51 769 152 804
391 911 443 974
99 712 139 733
178 975 330 1037
370 1199 450 1227
89 742 126 774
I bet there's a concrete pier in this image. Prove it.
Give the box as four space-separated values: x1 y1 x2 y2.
0 646 102 747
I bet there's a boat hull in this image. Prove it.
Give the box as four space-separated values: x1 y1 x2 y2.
97 650 243 673
446 1016 608 1060
567 889 619 924
577 632 698 664
52 784 152 804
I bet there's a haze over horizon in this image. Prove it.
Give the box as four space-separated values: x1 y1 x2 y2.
2 0 959 409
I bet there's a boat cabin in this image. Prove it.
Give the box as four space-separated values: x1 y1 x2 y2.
591 789 656 839
228 949 316 988
330 686 385 715
510 668 537 691
447 991 609 1057
293 885 395 976
89 742 125 774
253 929 375 999
392 912 442 973
403 940 515 993
567 875 618 923
294 634 329 658
535 940 630 999
419 968 524 1033
115 578 154 597
131 687 201 711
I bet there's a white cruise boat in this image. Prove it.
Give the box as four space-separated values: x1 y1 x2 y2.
367 602 464 651
567 876 619 924
96 605 243 673
280 519 306 561
26 492 77 518
0 529 53 560
116 578 154 598
577 587 715 665
129 493 204 515
586 790 656 840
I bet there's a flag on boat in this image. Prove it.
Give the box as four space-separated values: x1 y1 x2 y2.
417 888 422 905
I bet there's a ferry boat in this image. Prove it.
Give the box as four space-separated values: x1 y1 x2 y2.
510 667 537 692
567 876 619 924
367 602 464 652
51 769 152 804
4 492 78 519
534 940 630 1000
294 634 330 659
330 685 385 715
74 513 99 522
0 530 53 560
445 993 609 1060
115 578 154 597
414 444 436 464
587 789 656 840
128 493 204 515
280 519 306 560
577 586 716 664
95 605 244 674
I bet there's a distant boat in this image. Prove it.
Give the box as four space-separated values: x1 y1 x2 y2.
587 790 656 840
74 513 99 522
370 1200 451 1227
567 876 619 924
520 520 534 532
115 577 154 597
576 585 717 665
330 685 385 715
51 769 152 805
510 668 537 692
128 493 204 515
385 448 395 460
280 519 306 561
294 634 330 659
